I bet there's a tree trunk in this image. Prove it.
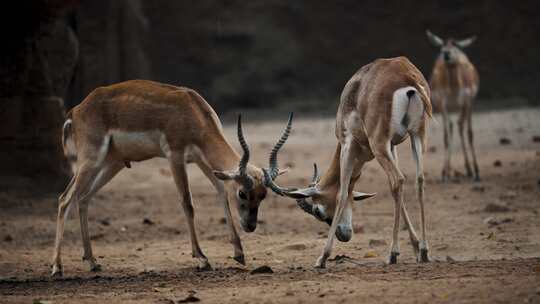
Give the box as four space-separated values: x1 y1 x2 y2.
0 16 78 193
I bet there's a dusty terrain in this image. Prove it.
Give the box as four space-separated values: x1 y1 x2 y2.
1 108 540 303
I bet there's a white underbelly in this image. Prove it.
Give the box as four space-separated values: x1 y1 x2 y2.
110 130 168 161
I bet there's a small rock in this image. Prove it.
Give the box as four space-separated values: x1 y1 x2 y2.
3 235 13 242
484 203 510 213
329 254 351 262
178 295 200 303
363 250 378 258
486 232 496 240
493 160 502 167
352 223 364 233
471 185 485 192
120 226 127 232
499 138 511 145
218 218 227 224
250 265 273 274
446 255 456 263
500 218 513 224
142 218 155 225
153 286 173 293
499 191 517 200
284 243 307 251
532 135 540 143
285 291 295 296
483 217 499 226
99 218 111 226
368 239 387 247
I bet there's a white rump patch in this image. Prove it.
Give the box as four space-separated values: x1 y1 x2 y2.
390 86 424 137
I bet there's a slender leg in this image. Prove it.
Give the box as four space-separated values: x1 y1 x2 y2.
373 141 404 264
315 139 356 268
411 133 430 262
51 162 101 277
192 153 245 265
441 99 453 182
78 161 124 272
393 145 420 249
466 105 480 181
169 151 211 270
458 105 473 177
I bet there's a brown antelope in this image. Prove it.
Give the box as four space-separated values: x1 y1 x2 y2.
53 79 293 277
265 57 432 268
426 30 480 182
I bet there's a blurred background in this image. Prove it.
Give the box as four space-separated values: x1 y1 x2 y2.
0 0 538 189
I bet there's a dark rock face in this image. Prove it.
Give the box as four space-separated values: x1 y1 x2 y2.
0 0 149 193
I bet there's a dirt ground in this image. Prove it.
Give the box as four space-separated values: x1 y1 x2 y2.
1 108 540 303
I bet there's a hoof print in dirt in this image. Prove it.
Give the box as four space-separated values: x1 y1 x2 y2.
250 265 273 274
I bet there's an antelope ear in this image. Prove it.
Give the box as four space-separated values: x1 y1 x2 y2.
455 36 476 48
353 191 376 201
284 188 318 199
426 30 444 47
213 170 236 180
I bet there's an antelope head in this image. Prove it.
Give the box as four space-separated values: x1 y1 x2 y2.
214 114 293 233
426 30 476 65
264 162 375 242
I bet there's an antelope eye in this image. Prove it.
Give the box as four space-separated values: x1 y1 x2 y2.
238 190 247 200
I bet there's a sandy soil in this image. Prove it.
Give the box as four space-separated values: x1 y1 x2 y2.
1 108 540 303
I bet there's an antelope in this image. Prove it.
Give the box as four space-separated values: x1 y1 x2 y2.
264 57 432 268
426 30 480 182
52 79 293 277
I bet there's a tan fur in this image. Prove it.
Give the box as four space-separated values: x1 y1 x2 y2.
51 80 273 276
280 57 432 268
429 38 480 181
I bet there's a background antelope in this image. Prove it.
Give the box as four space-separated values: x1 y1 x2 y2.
53 80 292 277
426 30 480 182
266 57 432 268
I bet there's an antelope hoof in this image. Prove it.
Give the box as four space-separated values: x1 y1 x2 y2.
233 254 246 266
465 167 473 178
418 241 430 263
314 256 327 269
51 265 63 278
90 263 102 272
197 260 212 271
441 172 449 183
83 257 102 272
388 252 400 265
